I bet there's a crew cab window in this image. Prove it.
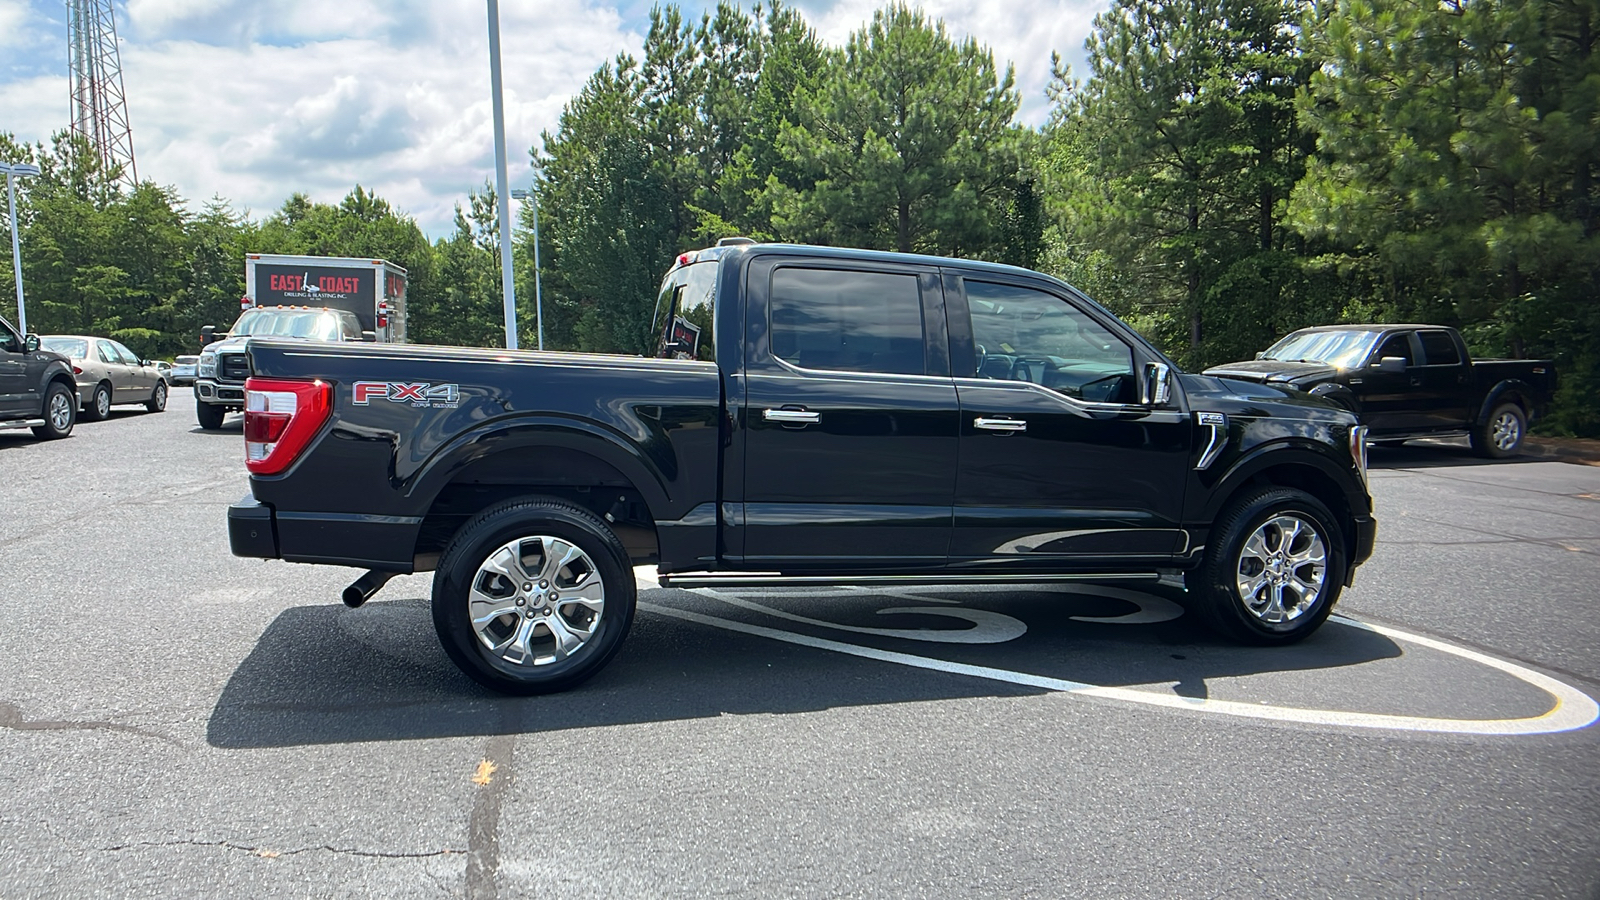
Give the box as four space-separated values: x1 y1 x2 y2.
0 322 18 353
966 281 1136 404
769 268 925 375
1374 334 1413 365
653 259 717 362
1418 331 1460 366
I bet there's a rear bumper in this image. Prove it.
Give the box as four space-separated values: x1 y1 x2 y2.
228 494 420 571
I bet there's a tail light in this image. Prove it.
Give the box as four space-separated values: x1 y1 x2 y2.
244 377 332 475
72 365 82 375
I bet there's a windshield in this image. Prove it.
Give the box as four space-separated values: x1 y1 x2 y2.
229 309 341 341
41 337 89 359
1262 330 1380 369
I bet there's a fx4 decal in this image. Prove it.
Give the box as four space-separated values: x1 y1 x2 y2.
352 381 461 408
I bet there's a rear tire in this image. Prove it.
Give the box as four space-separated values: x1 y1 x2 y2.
1196 487 1343 645
1471 402 1525 459
195 400 226 430
145 381 168 413
31 382 76 439
432 497 637 695
83 382 112 421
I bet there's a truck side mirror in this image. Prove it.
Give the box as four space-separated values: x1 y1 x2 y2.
1141 362 1172 406
200 325 216 346
1375 356 1406 374
24 334 39 352
362 330 376 342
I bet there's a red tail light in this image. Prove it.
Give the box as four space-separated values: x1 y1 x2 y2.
72 365 82 375
243 377 332 475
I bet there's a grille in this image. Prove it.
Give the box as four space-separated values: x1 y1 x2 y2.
219 353 252 382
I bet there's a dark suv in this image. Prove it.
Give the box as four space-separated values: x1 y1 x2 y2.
0 315 77 440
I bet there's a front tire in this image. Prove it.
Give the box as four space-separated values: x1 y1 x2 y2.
83 382 112 421
1471 402 1525 459
1196 487 1344 645
432 497 637 695
31 382 76 439
195 400 226 430
145 381 168 413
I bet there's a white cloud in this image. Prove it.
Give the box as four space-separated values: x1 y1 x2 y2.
794 0 1106 123
2 0 1107 236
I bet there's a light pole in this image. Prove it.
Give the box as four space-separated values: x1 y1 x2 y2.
1 162 40 333
486 0 517 350
510 188 544 351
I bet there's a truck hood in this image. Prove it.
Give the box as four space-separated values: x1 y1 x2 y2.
1202 358 1340 386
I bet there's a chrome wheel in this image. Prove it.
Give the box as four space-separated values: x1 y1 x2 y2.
149 382 168 411
48 391 73 429
1491 410 1521 452
469 535 606 667
1235 514 1327 624
95 386 110 418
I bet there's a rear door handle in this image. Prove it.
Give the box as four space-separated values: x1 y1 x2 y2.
974 417 1027 432
763 408 821 425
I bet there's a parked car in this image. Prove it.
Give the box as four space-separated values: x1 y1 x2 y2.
228 241 1376 695
0 315 77 440
1204 325 1554 458
171 355 199 386
39 336 169 420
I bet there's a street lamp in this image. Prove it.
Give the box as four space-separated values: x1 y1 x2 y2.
0 162 41 333
486 0 517 350
510 188 544 351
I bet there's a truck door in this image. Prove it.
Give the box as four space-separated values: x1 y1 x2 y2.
0 319 29 414
946 274 1191 566
739 256 958 569
1415 329 1474 429
1355 331 1426 434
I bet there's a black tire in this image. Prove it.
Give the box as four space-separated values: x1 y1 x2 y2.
145 380 168 413
1470 401 1525 459
1195 487 1344 645
83 382 112 421
31 382 76 440
195 400 226 430
432 496 637 695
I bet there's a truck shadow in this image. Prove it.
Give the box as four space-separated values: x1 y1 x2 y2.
205 586 1403 749
1368 439 1541 470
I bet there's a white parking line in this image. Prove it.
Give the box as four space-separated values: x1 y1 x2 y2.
637 601 1599 736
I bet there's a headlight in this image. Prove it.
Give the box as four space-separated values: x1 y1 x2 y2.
198 353 217 377
1349 425 1369 489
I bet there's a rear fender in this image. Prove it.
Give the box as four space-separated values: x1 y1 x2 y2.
1475 379 1537 424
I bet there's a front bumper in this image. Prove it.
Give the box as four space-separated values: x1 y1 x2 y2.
1348 513 1377 583
195 379 246 404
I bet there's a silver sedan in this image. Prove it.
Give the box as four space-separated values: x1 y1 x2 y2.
39 335 169 420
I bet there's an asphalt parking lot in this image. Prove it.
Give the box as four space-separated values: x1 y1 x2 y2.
2 391 1598 898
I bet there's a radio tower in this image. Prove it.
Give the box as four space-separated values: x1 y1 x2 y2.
68 0 138 186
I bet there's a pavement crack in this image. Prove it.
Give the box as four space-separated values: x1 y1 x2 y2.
100 839 465 859
0 701 184 748
466 732 517 900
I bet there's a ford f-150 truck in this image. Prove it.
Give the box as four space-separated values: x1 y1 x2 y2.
228 242 1376 694
0 314 77 440
1205 325 1554 458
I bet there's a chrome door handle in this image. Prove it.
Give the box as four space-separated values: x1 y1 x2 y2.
974 417 1027 432
763 408 821 425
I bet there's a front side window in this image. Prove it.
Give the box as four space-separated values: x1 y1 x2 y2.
111 341 141 366
654 259 718 362
1373 334 1414 366
966 281 1136 403
0 321 17 353
769 268 925 375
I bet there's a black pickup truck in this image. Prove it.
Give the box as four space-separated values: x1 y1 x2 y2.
229 243 1376 694
1205 325 1554 458
0 314 77 441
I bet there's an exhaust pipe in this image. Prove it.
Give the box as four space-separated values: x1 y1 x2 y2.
343 570 397 608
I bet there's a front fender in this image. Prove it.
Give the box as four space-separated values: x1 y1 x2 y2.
1199 439 1370 525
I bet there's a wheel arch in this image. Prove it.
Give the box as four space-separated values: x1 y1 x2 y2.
407 420 672 569
1475 379 1535 425
1201 444 1364 577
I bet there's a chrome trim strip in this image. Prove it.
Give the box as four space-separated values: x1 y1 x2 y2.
974 417 1026 432
656 571 1165 589
1195 411 1228 471
763 408 821 424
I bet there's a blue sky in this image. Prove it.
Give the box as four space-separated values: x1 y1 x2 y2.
0 0 1108 238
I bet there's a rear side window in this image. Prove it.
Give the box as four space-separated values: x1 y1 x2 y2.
97 341 119 364
1418 331 1460 366
769 268 925 375
654 260 717 362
